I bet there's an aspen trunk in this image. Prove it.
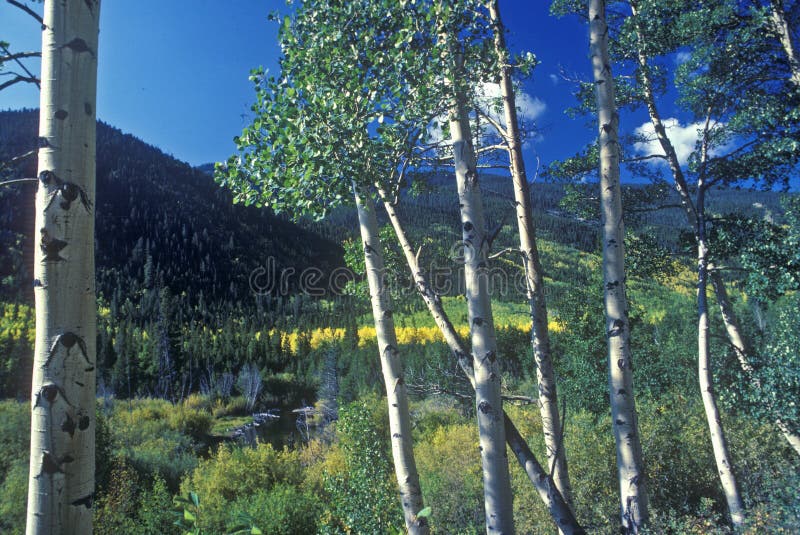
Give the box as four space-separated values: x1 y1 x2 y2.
632 11 800 458
353 185 429 535
450 90 515 534
487 0 573 510
379 192 585 534
696 186 745 528
589 2 648 532
27 1 100 534
769 0 800 86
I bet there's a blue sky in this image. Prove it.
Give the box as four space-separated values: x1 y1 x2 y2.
1 1 656 171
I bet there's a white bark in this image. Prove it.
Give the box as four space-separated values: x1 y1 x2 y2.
450 87 515 534
353 186 429 535
769 0 800 86
631 2 800 459
27 1 100 534
487 0 573 511
590 2 648 532
380 191 584 533
696 186 745 528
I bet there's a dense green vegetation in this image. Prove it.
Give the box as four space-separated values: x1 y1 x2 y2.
2 163 799 531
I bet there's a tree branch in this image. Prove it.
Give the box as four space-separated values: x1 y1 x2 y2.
5 0 44 26
0 177 38 187
0 74 40 91
0 43 40 89
622 153 668 163
0 51 40 63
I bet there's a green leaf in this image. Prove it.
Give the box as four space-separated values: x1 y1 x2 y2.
417 506 432 518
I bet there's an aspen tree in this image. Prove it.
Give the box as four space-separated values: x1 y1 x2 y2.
26 1 100 533
589 1 648 531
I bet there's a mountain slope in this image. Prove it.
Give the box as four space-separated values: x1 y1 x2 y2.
0 109 344 308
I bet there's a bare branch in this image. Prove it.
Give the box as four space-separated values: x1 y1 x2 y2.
476 108 508 139
0 74 39 91
5 0 44 26
0 177 38 187
622 153 668 163
476 143 508 154
0 43 40 89
488 247 523 260
0 148 38 172
0 51 40 63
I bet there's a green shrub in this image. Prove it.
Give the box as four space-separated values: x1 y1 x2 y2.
414 422 484 534
0 461 27 535
167 407 213 441
95 462 177 535
231 483 322 535
321 398 403 534
180 442 306 532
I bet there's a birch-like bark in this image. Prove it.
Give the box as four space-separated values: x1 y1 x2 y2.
450 88 515 534
769 0 800 86
631 5 800 457
590 2 648 532
379 191 585 534
696 183 745 528
487 0 573 510
27 1 100 534
353 186 429 535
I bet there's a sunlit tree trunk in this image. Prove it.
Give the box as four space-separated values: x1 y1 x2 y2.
487 0 573 511
589 1 648 532
769 0 800 86
631 5 800 458
379 191 585 534
27 1 100 533
353 185 429 535
450 84 515 533
696 183 745 529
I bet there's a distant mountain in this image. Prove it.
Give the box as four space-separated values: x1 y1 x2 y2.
0 109 344 308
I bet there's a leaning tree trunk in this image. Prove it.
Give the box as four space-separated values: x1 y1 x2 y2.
631 11 800 457
696 185 745 529
589 1 648 532
769 0 800 86
27 1 100 534
379 191 585 534
487 0 573 510
353 185 429 535
450 85 515 533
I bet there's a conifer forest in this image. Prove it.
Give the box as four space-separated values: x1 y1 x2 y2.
1 0 800 533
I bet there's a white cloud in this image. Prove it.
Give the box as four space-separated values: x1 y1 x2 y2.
549 73 559 85
426 82 545 145
477 81 546 126
633 118 702 166
633 117 733 167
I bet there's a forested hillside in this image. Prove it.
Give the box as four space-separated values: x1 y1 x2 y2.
0 109 344 306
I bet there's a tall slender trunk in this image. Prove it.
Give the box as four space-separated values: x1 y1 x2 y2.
696 185 745 528
353 185 428 535
27 1 100 534
378 191 585 534
589 2 648 532
450 84 514 534
769 0 800 86
631 5 800 457
487 0 573 510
